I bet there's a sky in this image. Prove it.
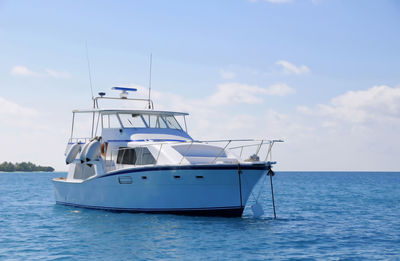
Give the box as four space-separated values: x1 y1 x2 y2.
1 0 400 171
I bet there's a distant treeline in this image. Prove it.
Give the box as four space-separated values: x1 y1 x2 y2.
0 162 54 172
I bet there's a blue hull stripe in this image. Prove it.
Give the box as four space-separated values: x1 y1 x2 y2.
96 164 268 179
108 139 187 143
56 201 244 217
68 139 187 145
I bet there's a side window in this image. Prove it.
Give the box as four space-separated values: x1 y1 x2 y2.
117 148 136 164
135 147 156 165
71 113 93 140
116 147 156 165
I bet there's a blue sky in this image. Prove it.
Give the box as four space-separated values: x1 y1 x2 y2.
1 0 400 171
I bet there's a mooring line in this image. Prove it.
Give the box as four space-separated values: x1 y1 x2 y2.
267 167 277 219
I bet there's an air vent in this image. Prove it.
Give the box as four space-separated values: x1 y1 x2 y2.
174 175 181 179
196 176 204 179
142 176 147 180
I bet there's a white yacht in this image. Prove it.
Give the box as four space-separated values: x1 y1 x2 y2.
53 87 281 217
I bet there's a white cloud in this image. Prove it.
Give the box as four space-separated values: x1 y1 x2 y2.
296 105 313 114
4 82 398 171
10 65 39 77
291 85 400 170
300 85 400 124
10 65 71 78
0 96 38 118
276 60 310 75
207 82 295 106
45 69 71 79
219 69 236 80
128 82 294 109
208 83 263 105
264 83 296 96
0 95 70 170
138 83 400 170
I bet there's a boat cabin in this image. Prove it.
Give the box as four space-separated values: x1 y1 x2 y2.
65 88 244 179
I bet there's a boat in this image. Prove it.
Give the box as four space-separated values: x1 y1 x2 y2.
53 87 282 217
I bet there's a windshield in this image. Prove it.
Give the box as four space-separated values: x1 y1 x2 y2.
118 114 147 128
116 113 183 130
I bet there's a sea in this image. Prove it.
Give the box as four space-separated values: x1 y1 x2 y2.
0 171 399 260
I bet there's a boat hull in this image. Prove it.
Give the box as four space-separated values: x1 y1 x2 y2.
53 164 267 217
56 202 244 217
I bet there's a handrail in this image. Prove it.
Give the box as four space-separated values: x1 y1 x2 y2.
103 138 284 172
93 96 154 110
211 140 232 164
155 143 163 165
68 137 91 143
118 138 277 146
179 140 194 165
229 141 273 150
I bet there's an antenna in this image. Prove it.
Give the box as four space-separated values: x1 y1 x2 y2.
85 41 94 102
147 53 152 109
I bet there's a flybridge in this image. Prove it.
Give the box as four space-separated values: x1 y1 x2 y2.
70 86 190 141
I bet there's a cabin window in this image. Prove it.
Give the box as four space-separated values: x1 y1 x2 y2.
71 113 93 140
117 148 136 164
141 114 183 130
163 115 182 130
119 114 147 128
116 147 156 165
101 112 184 131
102 114 121 128
146 115 168 128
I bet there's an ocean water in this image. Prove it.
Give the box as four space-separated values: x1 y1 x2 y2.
0 172 399 260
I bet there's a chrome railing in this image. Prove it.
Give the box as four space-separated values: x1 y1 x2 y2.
103 139 283 172
68 137 91 144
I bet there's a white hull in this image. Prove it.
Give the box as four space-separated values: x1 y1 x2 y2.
53 164 266 217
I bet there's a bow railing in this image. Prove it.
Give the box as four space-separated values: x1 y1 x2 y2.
103 139 283 172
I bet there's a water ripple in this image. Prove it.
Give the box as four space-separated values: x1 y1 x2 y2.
0 172 399 260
